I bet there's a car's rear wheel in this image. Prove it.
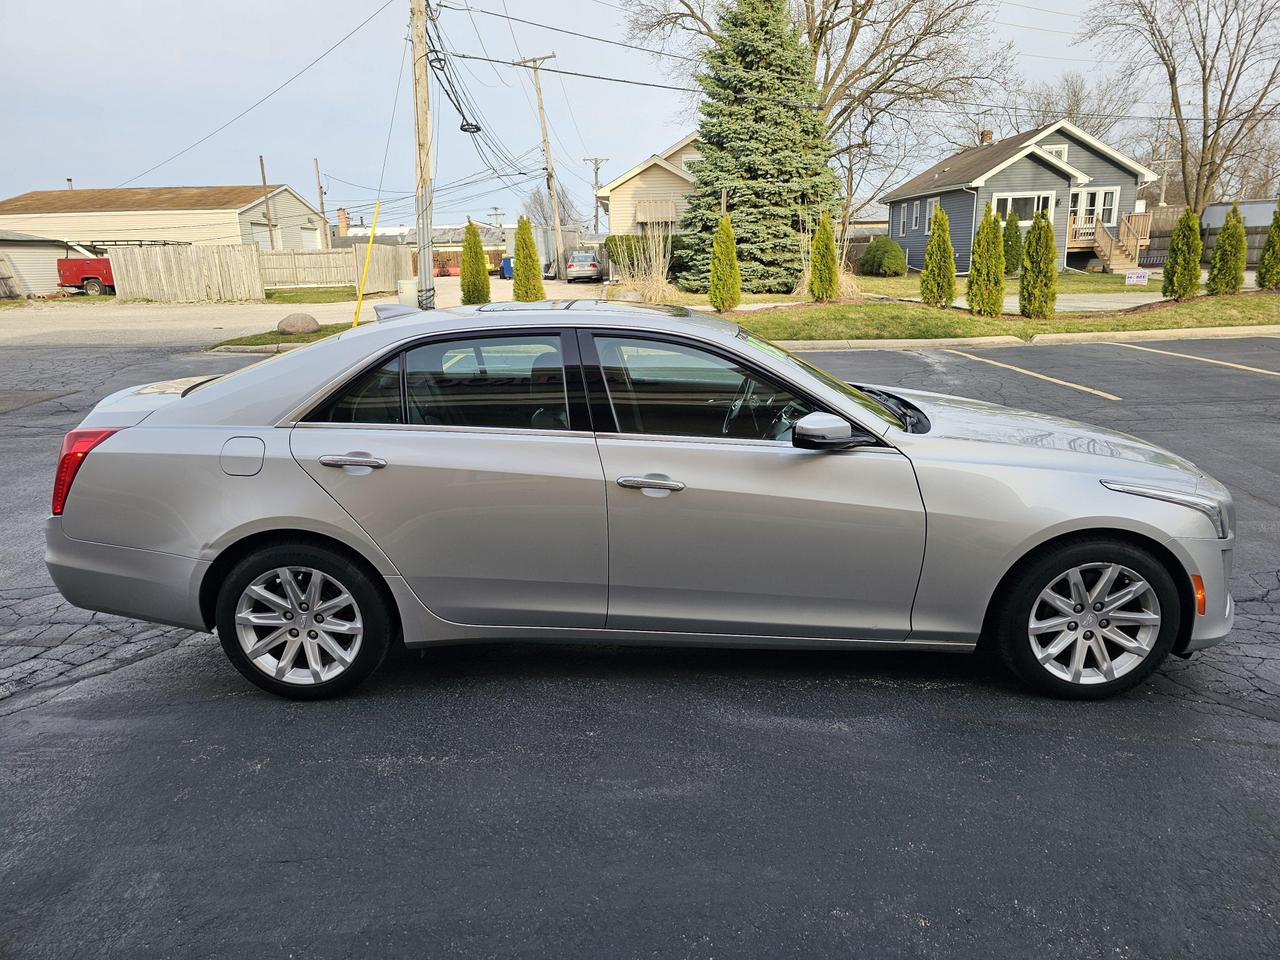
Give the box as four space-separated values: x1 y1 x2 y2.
215 543 392 699
994 538 1181 699
83 279 103 296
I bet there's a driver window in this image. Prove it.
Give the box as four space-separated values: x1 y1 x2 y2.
594 336 813 441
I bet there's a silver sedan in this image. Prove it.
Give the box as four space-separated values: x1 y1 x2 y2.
46 302 1235 700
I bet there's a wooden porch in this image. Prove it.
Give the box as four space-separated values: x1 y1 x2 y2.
1067 211 1153 272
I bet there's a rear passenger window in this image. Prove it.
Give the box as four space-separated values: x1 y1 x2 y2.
404 335 569 430
310 355 403 424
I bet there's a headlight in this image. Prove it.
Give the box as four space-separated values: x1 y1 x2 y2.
1101 480 1230 539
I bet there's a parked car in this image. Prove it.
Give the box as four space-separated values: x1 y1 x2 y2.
565 250 602 283
57 257 114 296
46 303 1234 701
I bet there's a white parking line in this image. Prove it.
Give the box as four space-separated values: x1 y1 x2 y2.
943 349 1122 401
1108 341 1280 377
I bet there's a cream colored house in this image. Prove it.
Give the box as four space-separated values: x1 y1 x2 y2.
0 185 329 250
596 133 702 235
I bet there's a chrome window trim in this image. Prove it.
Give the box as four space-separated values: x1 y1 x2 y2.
593 431 901 453
292 421 595 440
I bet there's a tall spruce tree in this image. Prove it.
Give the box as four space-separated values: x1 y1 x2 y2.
512 216 545 302
459 219 490 305
808 211 839 301
968 203 1005 317
1259 200 1280 291
1019 209 1058 319
1206 202 1246 295
708 214 742 311
676 0 838 294
1163 207 1202 301
919 204 956 308
1002 214 1023 277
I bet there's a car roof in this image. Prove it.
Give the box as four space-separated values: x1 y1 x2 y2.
355 300 739 339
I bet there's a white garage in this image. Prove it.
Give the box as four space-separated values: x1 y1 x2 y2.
0 231 79 297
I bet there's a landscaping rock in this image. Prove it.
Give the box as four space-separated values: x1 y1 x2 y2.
277 312 320 335
612 289 644 302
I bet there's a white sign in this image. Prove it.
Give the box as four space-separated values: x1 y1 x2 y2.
1125 271 1149 286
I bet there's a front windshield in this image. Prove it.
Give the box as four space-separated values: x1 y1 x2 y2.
740 333 904 428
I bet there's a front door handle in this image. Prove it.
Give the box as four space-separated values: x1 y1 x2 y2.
617 476 685 492
319 454 387 469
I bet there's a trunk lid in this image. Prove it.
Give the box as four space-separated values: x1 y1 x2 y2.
78 376 212 429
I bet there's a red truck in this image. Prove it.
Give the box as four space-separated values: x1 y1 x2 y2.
57 257 114 296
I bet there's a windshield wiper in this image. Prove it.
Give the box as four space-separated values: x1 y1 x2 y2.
855 386 925 433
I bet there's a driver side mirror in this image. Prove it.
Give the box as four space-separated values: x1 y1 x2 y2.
792 412 873 451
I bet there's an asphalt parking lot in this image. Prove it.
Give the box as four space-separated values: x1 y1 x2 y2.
2 333 1278 958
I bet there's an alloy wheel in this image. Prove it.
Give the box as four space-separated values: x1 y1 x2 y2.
1027 562 1162 685
234 566 364 685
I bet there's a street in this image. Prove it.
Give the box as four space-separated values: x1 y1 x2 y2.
2 330 1278 958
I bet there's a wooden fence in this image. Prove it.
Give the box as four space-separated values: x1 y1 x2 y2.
111 244 264 302
259 250 352 288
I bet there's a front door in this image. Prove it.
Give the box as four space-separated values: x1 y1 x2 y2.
290 331 608 628
584 333 926 640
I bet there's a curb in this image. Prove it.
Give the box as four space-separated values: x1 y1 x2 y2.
1028 323 1280 344
777 335 1026 351
211 342 309 354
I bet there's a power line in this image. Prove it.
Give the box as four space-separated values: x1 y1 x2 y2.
1001 0 1082 19
115 0 398 187
446 47 1238 125
376 36 413 199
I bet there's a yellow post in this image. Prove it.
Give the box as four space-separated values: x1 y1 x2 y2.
352 200 382 327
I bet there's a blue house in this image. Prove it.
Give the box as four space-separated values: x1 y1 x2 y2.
880 120 1159 274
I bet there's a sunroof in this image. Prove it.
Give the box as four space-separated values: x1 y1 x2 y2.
475 300 576 312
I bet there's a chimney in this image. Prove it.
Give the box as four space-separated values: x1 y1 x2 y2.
66 178 74 190
980 129 993 145
336 207 350 237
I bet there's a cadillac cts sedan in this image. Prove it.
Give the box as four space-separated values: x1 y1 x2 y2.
46 301 1235 700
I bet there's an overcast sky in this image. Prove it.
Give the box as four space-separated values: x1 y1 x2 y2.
2 0 1100 229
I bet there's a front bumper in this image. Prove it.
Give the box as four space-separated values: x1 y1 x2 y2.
45 517 209 631
1168 534 1234 653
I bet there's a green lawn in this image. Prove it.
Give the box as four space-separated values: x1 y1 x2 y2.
220 321 351 347
738 291 1280 342
855 271 1144 299
265 286 394 305
217 292 1280 349
0 298 29 308
607 286 801 307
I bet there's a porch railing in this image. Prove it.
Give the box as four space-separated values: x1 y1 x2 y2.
1068 213 1097 245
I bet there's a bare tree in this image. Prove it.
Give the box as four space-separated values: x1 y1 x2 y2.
939 70 1133 149
522 184 587 231
1083 0 1280 213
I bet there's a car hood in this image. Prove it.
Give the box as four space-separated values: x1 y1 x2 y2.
881 386 1203 479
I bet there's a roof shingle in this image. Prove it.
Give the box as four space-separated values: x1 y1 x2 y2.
0 186 284 215
881 125 1055 203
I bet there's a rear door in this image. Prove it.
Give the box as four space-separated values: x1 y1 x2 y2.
583 331 926 639
290 329 609 628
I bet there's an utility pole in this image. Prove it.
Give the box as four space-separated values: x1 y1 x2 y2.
516 53 565 280
584 157 607 234
1156 111 1173 207
258 155 277 251
313 157 331 247
410 0 436 309
490 206 506 248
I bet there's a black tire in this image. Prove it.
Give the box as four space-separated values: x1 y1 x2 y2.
993 537 1181 700
215 542 392 700
82 279 103 296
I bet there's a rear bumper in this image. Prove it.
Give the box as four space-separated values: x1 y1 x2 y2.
45 518 208 631
1168 534 1235 653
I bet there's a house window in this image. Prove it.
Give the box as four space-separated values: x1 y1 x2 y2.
899 204 907 237
993 192 1055 226
1042 144 1069 163
925 197 940 232
1099 189 1118 225
912 201 920 230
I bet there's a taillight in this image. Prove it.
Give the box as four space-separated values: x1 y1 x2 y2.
52 428 118 516
589 262 598 268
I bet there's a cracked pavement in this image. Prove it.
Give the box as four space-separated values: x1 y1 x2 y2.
2 329 1279 958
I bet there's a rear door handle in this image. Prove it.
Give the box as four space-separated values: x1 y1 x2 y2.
616 476 685 492
319 455 387 469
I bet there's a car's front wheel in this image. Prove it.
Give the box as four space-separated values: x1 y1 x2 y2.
994 538 1182 699
215 543 392 699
